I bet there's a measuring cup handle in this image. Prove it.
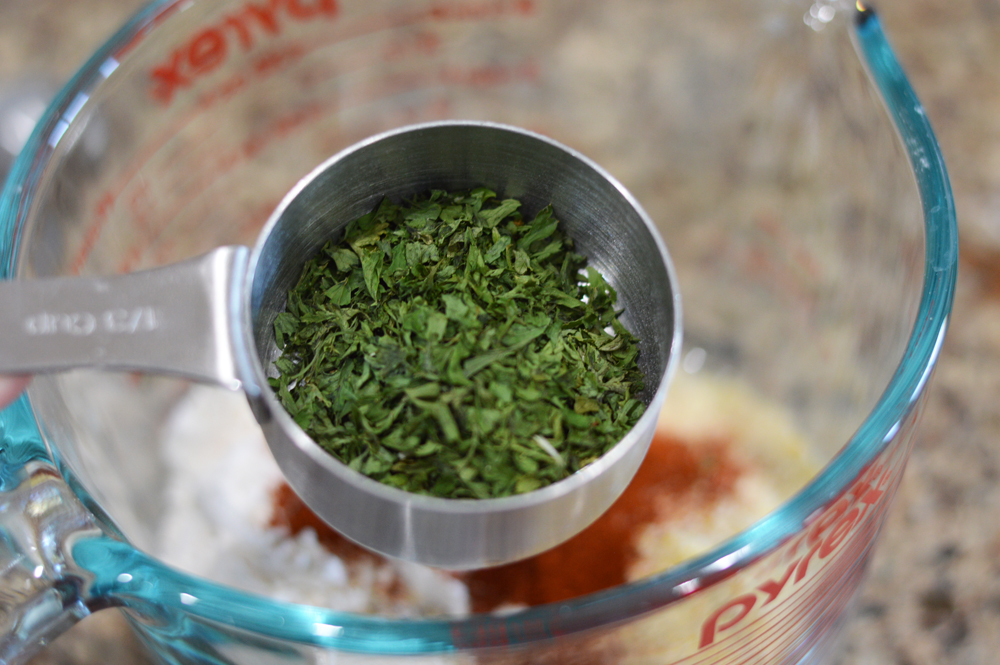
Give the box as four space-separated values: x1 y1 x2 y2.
0 247 251 389
0 397 103 665
0 246 255 662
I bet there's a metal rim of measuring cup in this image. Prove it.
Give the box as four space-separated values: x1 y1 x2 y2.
0 117 680 570
240 120 683 570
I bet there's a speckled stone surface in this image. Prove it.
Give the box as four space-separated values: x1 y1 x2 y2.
3 1 998 663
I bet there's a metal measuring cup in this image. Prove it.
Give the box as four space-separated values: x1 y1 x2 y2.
0 121 681 569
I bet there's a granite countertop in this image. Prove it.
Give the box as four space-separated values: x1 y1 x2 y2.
3 1 998 663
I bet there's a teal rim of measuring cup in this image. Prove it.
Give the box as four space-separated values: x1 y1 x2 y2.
0 2 958 654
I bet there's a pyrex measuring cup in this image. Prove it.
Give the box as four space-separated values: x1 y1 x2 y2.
0 1 956 665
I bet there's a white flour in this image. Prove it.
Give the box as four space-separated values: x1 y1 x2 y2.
155 384 470 616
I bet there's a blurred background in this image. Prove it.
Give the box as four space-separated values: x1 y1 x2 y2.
1 0 998 663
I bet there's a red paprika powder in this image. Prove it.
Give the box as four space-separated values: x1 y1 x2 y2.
271 432 741 612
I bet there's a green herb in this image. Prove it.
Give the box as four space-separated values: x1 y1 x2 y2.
270 188 645 499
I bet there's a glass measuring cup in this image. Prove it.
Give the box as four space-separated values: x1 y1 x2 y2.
0 1 956 664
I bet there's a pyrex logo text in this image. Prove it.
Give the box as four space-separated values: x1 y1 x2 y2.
150 0 339 105
699 456 898 649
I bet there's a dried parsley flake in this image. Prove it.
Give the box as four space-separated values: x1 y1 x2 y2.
270 188 645 499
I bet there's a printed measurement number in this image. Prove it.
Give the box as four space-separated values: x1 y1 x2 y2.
24 307 158 337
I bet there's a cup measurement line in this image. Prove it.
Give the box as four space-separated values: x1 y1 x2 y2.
108 52 537 274
69 0 538 273
693 462 897 660
75 62 537 272
753 558 870 665
753 546 873 665
685 461 899 661
691 512 876 657
115 102 327 273
689 516 880 664
730 532 876 665
148 0 536 107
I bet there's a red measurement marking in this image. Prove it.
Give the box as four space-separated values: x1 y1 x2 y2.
756 214 821 281
426 0 534 21
781 453 896 563
692 516 880 664
740 212 826 314
73 41 310 273
243 102 324 160
152 239 178 267
74 1 538 272
742 522 875 663
440 60 540 87
719 549 865 665
236 198 284 239
115 101 326 273
697 517 890 660
381 31 441 62
254 43 306 75
326 95 454 154
70 98 211 274
150 0 536 105
697 449 903 650
118 178 156 273
71 193 116 274
84 80 454 273
345 58 537 114
198 72 249 108
757 571 859 662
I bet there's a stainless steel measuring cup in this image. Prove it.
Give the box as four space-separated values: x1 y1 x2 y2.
0 120 681 569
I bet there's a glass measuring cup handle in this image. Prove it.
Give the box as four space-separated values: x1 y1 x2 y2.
0 246 252 389
0 400 101 665
0 246 255 663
